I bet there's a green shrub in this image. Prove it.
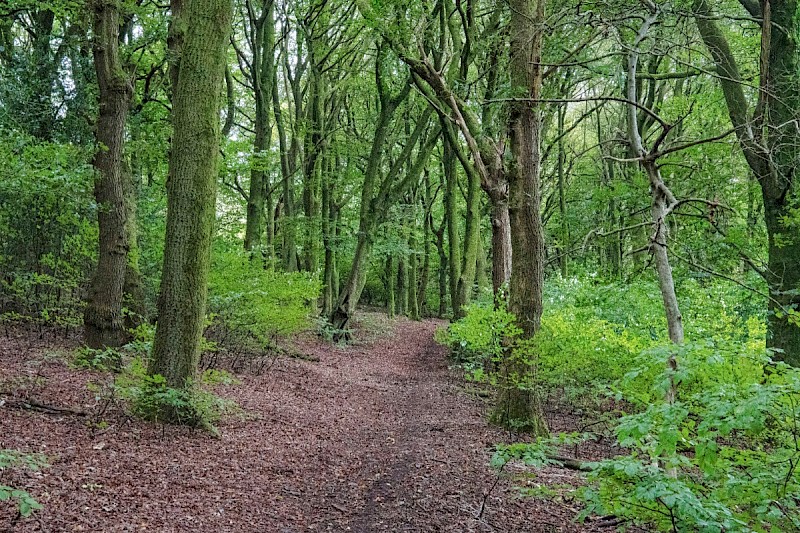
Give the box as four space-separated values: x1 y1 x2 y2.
72 347 123 372
0 132 96 330
580 349 800 532
207 245 321 351
113 355 239 432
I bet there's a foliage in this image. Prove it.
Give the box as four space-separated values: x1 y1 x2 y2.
445 279 799 530
125 371 237 431
0 132 96 330
72 346 123 372
580 350 800 532
436 293 520 371
207 244 321 351
0 450 47 518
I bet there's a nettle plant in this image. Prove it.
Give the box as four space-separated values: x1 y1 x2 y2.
0 450 47 518
582 343 800 532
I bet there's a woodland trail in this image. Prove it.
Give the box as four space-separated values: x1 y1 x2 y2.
0 314 597 532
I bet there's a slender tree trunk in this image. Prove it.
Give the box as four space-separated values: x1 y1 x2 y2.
84 0 134 349
455 156 481 314
273 69 298 271
488 186 511 296
443 135 462 317
244 2 275 254
434 216 449 317
557 103 568 278
386 255 396 318
321 157 336 316
418 172 433 316
149 0 232 392
408 227 420 320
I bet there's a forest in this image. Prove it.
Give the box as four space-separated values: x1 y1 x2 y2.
1 0 799 530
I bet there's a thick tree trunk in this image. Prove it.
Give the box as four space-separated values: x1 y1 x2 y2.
492 0 548 437
764 199 800 366
149 0 232 391
84 0 134 349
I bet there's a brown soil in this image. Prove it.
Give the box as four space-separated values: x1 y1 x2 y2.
0 314 614 532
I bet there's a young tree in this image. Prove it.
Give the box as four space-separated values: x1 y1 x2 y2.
149 0 232 394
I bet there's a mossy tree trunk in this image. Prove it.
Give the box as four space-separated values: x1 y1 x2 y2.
149 0 232 391
494 0 549 437
442 133 462 317
84 0 134 349
242 0 275 256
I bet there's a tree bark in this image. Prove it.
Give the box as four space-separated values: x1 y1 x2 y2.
492 0 548 437
84 0 134 349
243 0 275 255
149 0 232 390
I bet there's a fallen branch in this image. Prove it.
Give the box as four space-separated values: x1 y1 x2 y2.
1 398 88 417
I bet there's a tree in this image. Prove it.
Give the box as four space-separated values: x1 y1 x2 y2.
83 0 135 349
693 0 800 366
491 0 548 436
148 0 232 393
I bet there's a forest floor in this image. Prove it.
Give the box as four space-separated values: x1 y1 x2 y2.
0 313 620 532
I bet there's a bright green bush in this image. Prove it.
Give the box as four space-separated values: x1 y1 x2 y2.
581 349 800 532
452 279 796 530
436 296 520 371
207 245 321 350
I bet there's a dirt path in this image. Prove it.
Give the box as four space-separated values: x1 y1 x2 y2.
0 315 594 532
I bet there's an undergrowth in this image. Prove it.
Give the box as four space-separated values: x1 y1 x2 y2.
0 450 47 518
441 278 799 531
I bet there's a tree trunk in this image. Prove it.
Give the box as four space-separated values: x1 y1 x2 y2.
149 0 232 392
557 103 568 278
244 2 275 254
492 0 548 437
443 134 462 317
273 68 298 271
454 154 481 314
407 195 421 320
488 186 512 296
84 0 134 349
